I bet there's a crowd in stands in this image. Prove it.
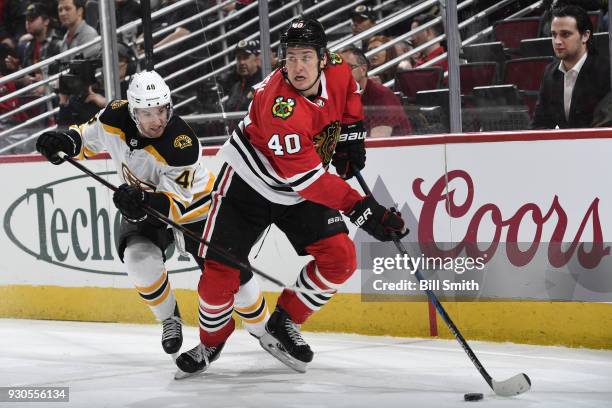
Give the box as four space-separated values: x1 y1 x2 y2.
1 0 611 154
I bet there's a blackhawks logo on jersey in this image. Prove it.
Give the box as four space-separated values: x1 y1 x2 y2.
329 52 343 65
173 134 192 149
272 96 296 119
111 100 128 109
313 120 341 166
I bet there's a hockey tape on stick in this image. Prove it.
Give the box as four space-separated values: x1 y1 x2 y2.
58 153 333 296
352 166 531 397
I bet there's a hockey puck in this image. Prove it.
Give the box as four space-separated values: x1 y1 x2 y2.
464 393 484 401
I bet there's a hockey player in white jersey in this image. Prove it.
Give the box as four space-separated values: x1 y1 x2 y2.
36 70 269 359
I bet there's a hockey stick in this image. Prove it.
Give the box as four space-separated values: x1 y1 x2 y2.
57 152 331 296
352 168 531 397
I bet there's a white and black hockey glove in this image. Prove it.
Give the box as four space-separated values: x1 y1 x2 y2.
348 196 409 242
36 129 81 165
332 121 366 180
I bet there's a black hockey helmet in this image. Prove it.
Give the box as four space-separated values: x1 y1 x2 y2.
280 17 327 59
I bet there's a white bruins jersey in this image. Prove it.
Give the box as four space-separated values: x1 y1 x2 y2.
71 99 214 225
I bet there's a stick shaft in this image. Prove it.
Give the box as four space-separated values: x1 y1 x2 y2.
352 169 494 389
62 155 290 289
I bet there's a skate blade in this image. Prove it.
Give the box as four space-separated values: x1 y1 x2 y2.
174 366 209 380
258 333 307 373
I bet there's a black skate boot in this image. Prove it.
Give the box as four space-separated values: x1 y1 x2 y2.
174 342 225 380
161 305 183 357
259 306 313 373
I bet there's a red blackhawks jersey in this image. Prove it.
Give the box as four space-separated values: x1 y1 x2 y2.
218 52 364 212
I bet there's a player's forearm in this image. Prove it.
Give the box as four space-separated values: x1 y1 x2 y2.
297 172 363 213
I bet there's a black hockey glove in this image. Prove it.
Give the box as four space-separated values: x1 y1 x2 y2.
332 121 366 180
113 184 149 223
348 196 409 242
36 129 81 165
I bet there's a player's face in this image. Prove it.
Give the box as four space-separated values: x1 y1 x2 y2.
285 47 324 96
551 16 589 65
135 106 169 138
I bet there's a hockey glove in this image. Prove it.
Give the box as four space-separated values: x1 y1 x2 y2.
348 196 409 242
332 121 366 180
113 184 149 223
36 129 81 165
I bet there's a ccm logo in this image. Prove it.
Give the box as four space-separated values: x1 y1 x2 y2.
327 216 343 224
338 131 366 142
353 208 372 226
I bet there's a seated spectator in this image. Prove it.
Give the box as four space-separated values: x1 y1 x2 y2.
5 3 62 80
394 39 414 71
410 13 447 72
224 39 261 112
351 4 376 51
340 45 412 137
58 0 99 59
3 3 62 120
532 4 610 129
366 35 398 83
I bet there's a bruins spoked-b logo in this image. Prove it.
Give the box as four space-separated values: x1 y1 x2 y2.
272 96 296 119
173 134 192 149
111 100 128 109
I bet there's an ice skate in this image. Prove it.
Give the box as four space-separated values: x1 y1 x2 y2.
259 306 313 373
161 305 183 358
174 342 225 380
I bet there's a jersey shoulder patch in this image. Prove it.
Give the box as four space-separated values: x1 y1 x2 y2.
152 117 200 167
99 99 130 128
328 52 343 65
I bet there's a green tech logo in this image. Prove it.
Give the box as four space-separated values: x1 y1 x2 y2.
4 173 197 275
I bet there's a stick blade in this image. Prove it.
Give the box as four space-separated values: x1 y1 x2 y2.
492 373 531 397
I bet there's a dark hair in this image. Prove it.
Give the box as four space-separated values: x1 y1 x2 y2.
340 45 370 70
552 4 593 34
551 4 593 50
411 13 443 36
62 0 86 12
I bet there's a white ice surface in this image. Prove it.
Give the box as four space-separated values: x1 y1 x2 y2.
1 319 611 408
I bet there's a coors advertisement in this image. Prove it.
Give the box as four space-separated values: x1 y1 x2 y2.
1 135 612 298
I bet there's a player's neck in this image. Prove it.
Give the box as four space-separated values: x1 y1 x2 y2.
302 81 322 99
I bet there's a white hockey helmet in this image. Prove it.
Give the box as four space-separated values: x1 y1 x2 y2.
127 70 173 130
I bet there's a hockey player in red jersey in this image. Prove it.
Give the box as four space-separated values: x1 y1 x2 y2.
175 18 408 377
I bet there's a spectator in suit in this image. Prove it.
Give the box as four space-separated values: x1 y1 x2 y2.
532 4 610 129
340 45 412 137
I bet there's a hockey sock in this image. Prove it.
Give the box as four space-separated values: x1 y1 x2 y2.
234 276 269 337
198 259 241 346
124 236 176 321
278 233 356 323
